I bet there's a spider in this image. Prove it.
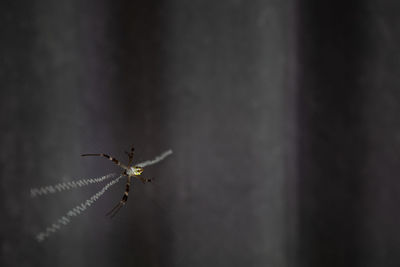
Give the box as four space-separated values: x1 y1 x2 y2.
81 146 153 217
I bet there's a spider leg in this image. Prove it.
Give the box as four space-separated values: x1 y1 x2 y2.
138 176 154 184
81 153 128 170
106 201 124 218
106 176 132 218
125 146 135 166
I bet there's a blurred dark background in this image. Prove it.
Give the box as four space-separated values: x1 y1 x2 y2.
1 0 400 266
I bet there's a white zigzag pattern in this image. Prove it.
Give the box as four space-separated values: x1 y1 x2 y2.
30 173 117 197
36 175 123 242
34 149 173 242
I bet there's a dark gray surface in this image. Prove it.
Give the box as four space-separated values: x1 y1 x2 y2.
1 1 287 266
3 0 400 267
292 1 400 266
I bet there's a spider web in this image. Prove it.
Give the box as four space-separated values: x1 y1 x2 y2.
35 174 124 242
33 149 173 242
30 173 118 197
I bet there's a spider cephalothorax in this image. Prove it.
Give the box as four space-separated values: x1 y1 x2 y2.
81 146 153 217
126 166 144 176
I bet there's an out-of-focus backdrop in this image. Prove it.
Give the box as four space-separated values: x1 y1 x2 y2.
1 0 400 266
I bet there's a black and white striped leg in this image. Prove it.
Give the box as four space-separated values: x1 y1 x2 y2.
106 176 131 218
106 201 124 218
81 153 126 169
125 146 135 166
139 176 154 184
